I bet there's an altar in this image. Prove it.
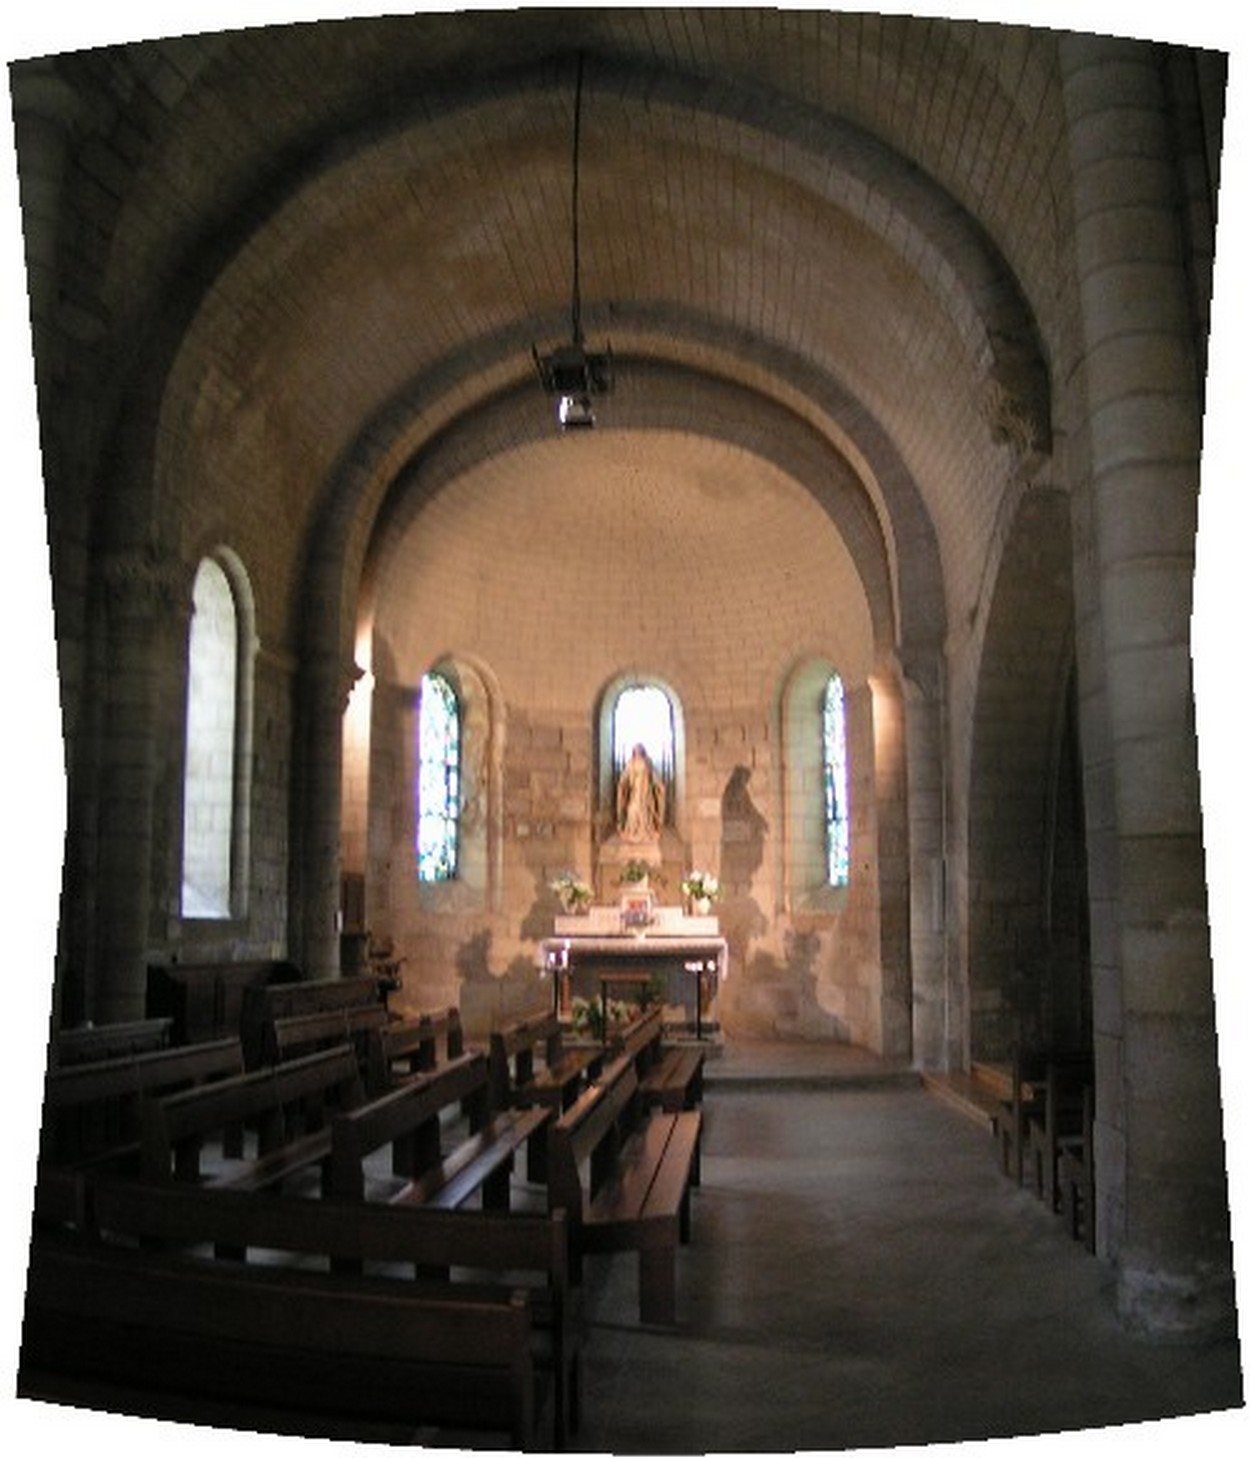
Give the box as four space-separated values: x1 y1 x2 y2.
540 906 727 1039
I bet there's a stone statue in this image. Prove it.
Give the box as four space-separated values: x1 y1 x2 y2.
616 743 666 842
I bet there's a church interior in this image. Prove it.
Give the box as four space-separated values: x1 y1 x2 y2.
4 5 1245 1453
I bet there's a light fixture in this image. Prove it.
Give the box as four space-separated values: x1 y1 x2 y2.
533 53 612 430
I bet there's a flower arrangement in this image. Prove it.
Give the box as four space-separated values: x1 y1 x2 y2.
570 995 634 1041
681 869 720 904
619 858 653 885
550 870 593 913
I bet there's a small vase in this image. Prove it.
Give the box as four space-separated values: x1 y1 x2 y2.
693 896 711 916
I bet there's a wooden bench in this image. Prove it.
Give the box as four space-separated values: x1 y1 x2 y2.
54 1017 174 1067
330 1050 551 1211
40 1036 245 1168
140 1043 364 1193
1056 1081 1096 1252
147 959 298 1046
489 1010 604 1114
366 1006 465 1094
1023 1055 1094 1209
239 973 385 1068
263 1001 389 1066
611 1005 706 1113
19 1236 541 1449
30 1173 580 1447
548 1052 702 1326
990 1048 1046 1184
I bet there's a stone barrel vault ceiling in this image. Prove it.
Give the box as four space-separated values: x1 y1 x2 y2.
81 8 1062 667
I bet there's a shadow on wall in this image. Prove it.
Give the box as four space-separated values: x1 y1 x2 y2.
455 928 545 1036
734 930 847 1039
717 766 844 1039
520 868 566 943
718 764 769 960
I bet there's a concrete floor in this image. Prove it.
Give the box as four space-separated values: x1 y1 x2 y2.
561 1040 1244 1454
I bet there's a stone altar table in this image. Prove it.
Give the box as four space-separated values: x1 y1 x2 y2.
540 907 726 1039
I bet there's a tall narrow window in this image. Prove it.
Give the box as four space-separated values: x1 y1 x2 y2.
182 558 237 918
612 684 675 790
823 673 850 886
417 670 461 881
606 676 673 828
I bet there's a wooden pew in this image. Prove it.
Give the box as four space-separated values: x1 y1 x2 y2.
19 1237 541 1449
329 1051 550 1211
1056 1082 1096 1252
366 1006 465 1094
991 1048 1046 1184
147 959 298 1046
56 1175 580 1447
140 1043 364 1192
238 973 385 1068
547 1052 702 1326
489 1010 604 1114
40 1036 245 1168
54 1017 174 1067
1023 1055 1095 1209
611 1005 706 1113
264 1001 389 1067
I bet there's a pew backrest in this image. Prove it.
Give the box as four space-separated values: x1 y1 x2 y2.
329 1050 490 1200
239 974 383 1068
547 1055 640 1219
41 1037 245 1164
54 1017 174 1067
141 1042 364 1182
265 1002 389 1065
366 1007 464 1093
610 1005 664 1070
488 1011 563 1102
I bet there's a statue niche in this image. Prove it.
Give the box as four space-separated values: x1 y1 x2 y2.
615 742 666 843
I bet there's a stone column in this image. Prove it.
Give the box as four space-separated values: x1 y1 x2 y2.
92 547 186 1022
872 657 912 1062
290 649 359 979
1060 35 1233 1340
900 645 952 1070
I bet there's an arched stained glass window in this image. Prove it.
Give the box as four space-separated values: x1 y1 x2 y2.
823 673 850 886
417 670 460 882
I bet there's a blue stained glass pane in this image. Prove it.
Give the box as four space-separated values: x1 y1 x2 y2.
417 672 460 881
823 675 850 886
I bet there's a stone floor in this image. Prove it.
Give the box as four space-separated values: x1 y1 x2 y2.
560 1040 1244 1454
7 1040 1244 1456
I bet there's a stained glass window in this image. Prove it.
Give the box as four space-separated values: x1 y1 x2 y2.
823 673 850 886
417 670 460 882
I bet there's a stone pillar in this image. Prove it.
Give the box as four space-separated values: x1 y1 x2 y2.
93 548 186 1022
872 658 912 1062
901 646 952 1069
290 649 359 979
1060 35 1233 1340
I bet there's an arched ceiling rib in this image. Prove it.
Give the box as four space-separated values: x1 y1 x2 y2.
150 44 1047 666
